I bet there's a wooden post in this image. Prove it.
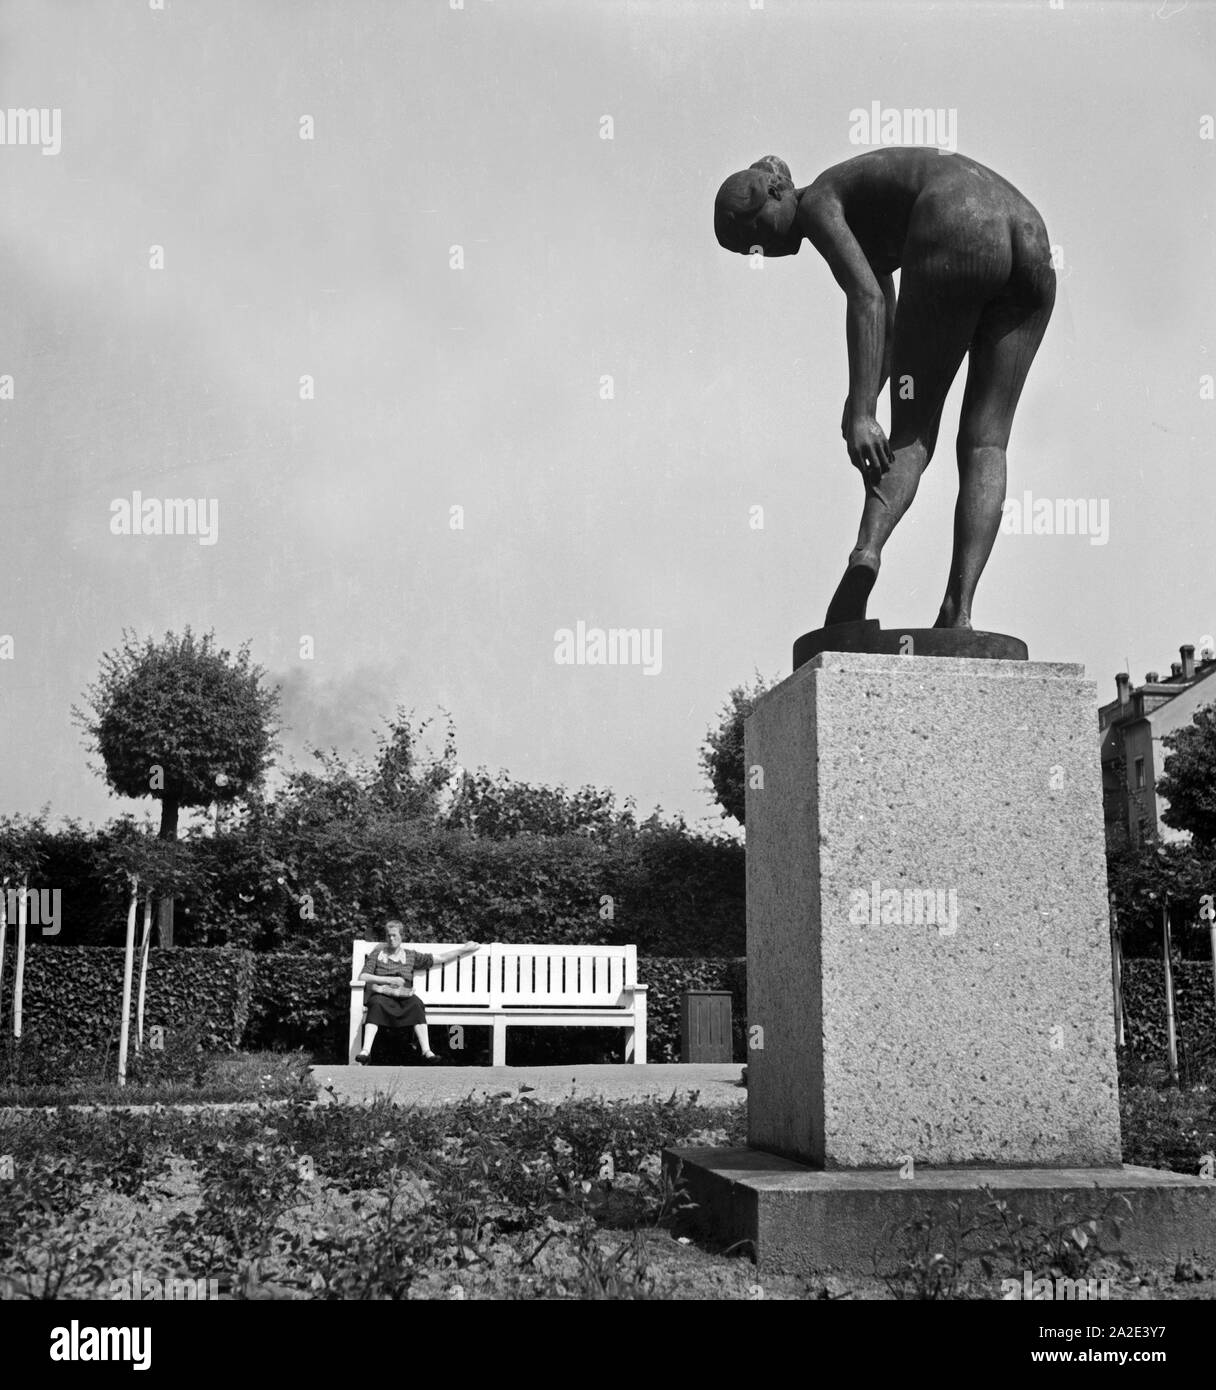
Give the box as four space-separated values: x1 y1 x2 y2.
12 883 27 1040
135 893 154 1055
1162 905 1179 1087
0 885 7 1033
1207 890 1216 1030
1210 914 1216 1031
117 877 138 1087
156 895 174 950
1109 892 1125 1049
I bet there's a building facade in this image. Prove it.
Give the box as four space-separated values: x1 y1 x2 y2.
1099 643 1216 849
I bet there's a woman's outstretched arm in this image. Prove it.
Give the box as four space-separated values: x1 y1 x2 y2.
431 942 481 966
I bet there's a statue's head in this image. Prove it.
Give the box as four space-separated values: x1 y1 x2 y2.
714 156 800 257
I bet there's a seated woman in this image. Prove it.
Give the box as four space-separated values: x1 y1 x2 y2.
356 920 480 1064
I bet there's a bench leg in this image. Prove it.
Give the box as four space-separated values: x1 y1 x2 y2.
627 1010 646 1065
491 1019 507 1067
349 1007 367 1064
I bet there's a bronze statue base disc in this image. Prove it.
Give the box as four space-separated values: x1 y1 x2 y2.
793 619 1028 671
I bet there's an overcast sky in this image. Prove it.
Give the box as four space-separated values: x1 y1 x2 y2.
1 0 1213 834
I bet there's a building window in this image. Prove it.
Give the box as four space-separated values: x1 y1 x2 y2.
1134 757 1145 789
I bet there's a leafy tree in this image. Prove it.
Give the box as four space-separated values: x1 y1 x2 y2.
699 671 780 826
1106 838 1215 959
1158 704 1216 848
447 769 631 841
370 710 460 820
75 629 279 944
27 699 749 957
0 813 49 888
90 825 210 1063
210 711 464 952
92 820 207 906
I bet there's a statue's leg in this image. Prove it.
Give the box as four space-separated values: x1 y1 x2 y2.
824 270 979 627
935 281 1054 629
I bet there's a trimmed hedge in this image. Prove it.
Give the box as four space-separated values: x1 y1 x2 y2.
246 953 352 1056
640 958 1212 1068
5 946 254 1052
9 947 1210 1073
631 958 1213 1069
641 957 747 1063
1122 959 1215 1068
30 822 747 960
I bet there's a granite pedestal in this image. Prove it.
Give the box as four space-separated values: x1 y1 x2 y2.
745 652 1121 1168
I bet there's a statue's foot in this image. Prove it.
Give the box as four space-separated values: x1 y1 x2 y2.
933 602 973 630
824 551 879 627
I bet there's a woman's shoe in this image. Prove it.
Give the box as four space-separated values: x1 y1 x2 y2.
421 1052 440 1062
355 1052 370 1065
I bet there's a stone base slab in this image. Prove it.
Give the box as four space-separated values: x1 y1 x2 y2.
665 1146 1216 1277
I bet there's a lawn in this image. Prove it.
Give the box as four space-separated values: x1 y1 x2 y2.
0 1048 316 1109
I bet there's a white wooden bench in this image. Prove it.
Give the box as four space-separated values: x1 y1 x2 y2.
348 941 647 1066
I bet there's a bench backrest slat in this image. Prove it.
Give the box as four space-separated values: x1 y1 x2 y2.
497 950 628 1005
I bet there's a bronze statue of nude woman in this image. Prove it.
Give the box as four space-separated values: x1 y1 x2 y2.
715 148 1055 633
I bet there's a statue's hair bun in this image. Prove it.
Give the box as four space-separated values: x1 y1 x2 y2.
749 156 793 192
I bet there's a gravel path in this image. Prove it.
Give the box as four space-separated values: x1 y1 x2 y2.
310 1062 747 1108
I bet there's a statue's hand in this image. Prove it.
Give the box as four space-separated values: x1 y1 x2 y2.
844 414 893 485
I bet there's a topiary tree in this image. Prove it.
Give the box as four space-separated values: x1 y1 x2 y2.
698 671 780 826
93 824 209 1056
1158 704 1216 848
74 629 279 945
1106 838 1213 956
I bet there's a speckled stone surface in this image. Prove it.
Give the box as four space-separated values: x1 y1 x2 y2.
745 653 1122 1169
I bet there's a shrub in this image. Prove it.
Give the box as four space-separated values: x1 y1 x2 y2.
877 1190 1134 1300
2 945 254 1055
246 953 351 1054
12 809 747 960
0 1156 127 1299
1121 960 1216 1071
169 1138 310 1281
1120 1078 1216 1173
639 958 746 1063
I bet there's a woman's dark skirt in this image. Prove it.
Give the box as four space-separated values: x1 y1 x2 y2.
365 993 427 1029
